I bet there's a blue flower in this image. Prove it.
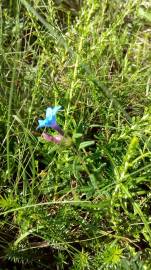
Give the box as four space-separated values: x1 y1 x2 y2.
36 106 63 133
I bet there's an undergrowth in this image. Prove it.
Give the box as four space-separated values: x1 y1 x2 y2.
0 0 151 269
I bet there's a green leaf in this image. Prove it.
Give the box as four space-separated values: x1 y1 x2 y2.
79 140 95 149
73 133 83 139
139 8 151 22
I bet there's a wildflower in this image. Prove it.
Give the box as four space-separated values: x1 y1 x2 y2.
42 132 63 144
36 106 64 135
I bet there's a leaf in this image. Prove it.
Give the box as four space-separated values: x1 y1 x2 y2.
139 8 151 22
20 0 66 48
89 174 98 189
79 140 95 149
73 133 83 139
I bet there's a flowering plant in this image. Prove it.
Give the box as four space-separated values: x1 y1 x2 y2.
37 106 64 143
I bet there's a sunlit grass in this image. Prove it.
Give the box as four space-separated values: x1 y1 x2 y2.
1 0 151 269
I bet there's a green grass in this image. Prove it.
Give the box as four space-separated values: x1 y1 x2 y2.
1 0 151 269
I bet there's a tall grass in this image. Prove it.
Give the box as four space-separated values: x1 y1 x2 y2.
1 0 151 269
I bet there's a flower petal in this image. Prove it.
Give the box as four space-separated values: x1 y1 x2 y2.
37 105 63 130
52 106 62 115
51 123 64 135
36 119 46 130
42 132 63 144
46 107 53 119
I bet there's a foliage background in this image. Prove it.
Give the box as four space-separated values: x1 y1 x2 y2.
0 0 151 269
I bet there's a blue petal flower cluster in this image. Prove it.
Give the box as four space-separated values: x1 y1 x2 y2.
36 106 64 142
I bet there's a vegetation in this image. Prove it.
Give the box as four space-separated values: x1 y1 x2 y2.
1 0 151 269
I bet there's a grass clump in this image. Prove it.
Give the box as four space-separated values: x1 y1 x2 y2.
1 0 151 269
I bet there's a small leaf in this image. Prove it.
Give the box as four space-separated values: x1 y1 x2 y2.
139 8 151 22
89 174 98 189
79 140 95 149
73 133 83 139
